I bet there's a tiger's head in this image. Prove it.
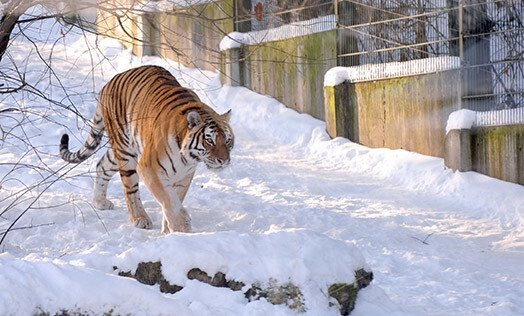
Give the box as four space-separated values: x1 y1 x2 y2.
183 110 234 171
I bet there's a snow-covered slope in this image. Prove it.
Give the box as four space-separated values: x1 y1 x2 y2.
1 14 524 316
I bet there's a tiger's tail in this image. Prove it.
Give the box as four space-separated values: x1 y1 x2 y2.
60 108 105 163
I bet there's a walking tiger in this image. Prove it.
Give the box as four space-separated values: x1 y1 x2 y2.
59 65 234 233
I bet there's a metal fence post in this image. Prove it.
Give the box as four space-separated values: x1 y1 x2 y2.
458 0 464 110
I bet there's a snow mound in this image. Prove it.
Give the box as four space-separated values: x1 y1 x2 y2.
445 109 477 134
0 257 193 315
116 230 368 309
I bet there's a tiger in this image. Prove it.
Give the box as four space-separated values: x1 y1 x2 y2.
59 65 234 234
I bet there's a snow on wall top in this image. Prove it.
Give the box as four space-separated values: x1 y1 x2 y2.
219 14 336 50
446 107 524 133
324 56 461 86
446 109 477 134
133 0 218 12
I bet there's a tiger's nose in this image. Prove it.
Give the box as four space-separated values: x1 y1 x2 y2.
217 158 229 165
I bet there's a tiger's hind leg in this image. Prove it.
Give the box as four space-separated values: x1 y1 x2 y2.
92 149 118 210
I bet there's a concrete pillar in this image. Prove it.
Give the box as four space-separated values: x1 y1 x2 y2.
323 83 358 142
444 129 472 172
222 47 244 86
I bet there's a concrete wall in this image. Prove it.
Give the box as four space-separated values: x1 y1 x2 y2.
97 0 234 72
157 0 234 72
471 125 524 184
221 30 338 121
97 0 137 49
325 70 462 158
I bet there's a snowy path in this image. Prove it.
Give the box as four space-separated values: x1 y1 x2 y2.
200 86 524 315
1 16 524 316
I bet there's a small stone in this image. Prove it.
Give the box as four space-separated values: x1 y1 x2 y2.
227 279 245 291
117 261 183 294
187 267 212 284
211 272 228 287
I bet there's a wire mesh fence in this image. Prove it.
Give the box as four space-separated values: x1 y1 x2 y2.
336 0 524 111
234 0 335 32
232 0 522 111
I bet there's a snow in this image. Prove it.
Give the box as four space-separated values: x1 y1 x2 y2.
133 0 218 12
324 56 461 86
2 11 524 316
219 15 336 50
446 109 477 134
447 107 524 133
219 32 248 51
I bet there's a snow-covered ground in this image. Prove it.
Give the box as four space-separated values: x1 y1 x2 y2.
1 14 524 316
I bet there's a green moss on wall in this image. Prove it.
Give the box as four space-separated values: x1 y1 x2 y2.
472 125 524 185
348 70 460 157
245 30 337 120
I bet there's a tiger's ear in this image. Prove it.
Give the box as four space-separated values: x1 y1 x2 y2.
187 111 201 129
221 109 232 122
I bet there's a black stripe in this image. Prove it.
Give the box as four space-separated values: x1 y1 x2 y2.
106 153 116 165
102 169 114 178
161 99 192 118
120 169 137 177
124 183 139 190
117 148 137 158
190 153 200 161
149 82 166 97
157 156 168 175
127 66 151 85
168 93 195 105
188 130 200 149
181 106 202 115
86 142 99 151
165 149 177 174
126 188 139 195
207 122 218 130
157 87 187 102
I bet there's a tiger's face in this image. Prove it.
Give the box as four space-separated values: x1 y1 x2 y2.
201 125 234 171
183 110 234 172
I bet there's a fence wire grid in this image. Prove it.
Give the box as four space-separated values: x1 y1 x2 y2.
236 0 524 111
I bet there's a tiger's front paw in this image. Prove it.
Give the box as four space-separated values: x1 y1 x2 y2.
133 214 152 229
161 211 191 234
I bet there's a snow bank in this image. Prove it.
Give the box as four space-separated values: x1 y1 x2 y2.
0 257 192 316
324 56 461 86
219 15 336 50
116 230 366 288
